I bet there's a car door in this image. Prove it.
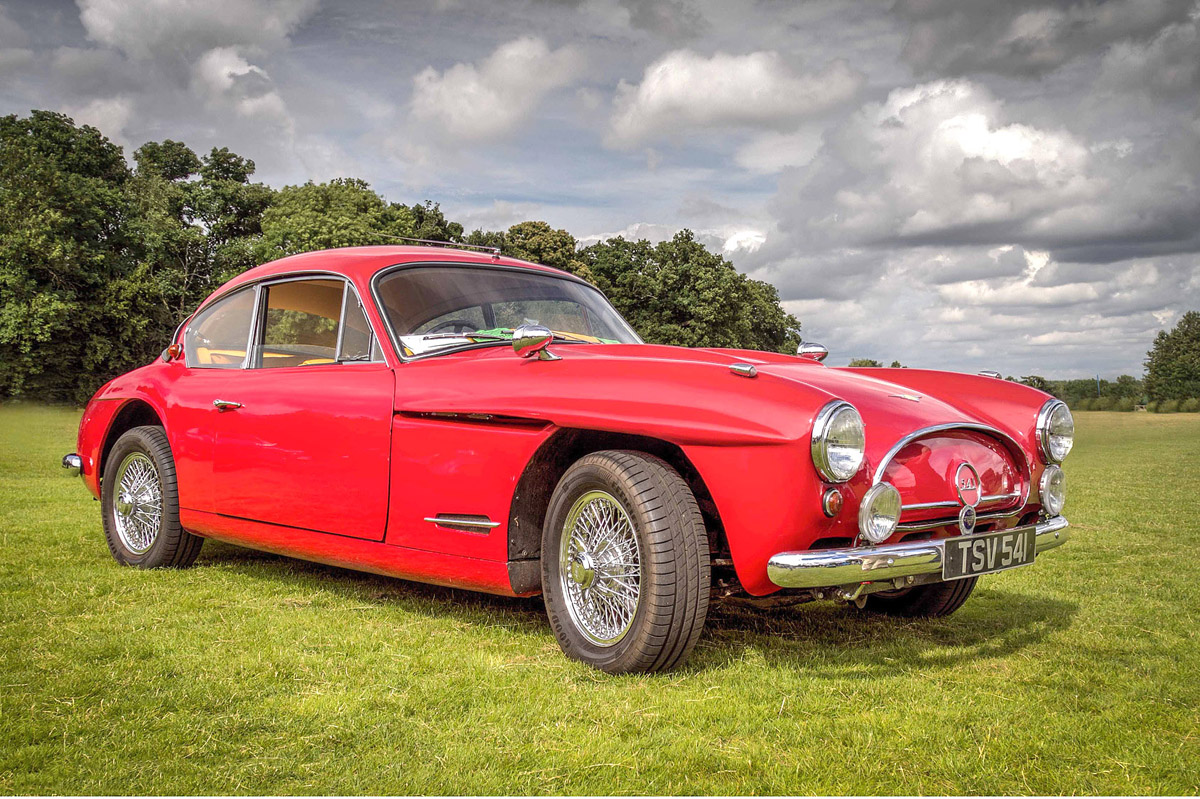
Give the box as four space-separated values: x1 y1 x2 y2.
207 276 394 540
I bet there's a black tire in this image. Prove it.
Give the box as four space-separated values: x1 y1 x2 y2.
101 425 202 569
862 576 978 617
541 451 710 674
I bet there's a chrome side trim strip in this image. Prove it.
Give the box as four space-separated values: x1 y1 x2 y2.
901 492 1022 512
423 515 501 529
766 516 1068 589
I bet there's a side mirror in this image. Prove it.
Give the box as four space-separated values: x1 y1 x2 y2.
512 324 562 361
797 342 828 362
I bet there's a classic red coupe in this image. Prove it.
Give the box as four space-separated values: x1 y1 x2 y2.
64 245 1072 673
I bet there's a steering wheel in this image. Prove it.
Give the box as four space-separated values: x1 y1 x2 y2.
426 319 480 335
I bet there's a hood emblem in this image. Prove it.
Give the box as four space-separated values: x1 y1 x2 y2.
955 462 982 508
888 392 922 402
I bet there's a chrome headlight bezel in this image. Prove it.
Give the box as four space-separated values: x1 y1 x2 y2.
1036 399 1074 463
811 400 866 483
858 482 902 544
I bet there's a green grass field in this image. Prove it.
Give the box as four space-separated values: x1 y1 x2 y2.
1 405 1197 794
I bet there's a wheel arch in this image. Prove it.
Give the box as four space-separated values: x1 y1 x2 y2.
99 399 164 479
506 428 725 591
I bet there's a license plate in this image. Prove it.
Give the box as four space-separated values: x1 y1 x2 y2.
942 527 1036 581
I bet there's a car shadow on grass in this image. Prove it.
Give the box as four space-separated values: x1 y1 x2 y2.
692 589 1079 676
196 542 1078 676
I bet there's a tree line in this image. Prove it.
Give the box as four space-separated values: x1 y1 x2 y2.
0 111 800 404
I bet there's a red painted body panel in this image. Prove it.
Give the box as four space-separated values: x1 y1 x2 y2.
209 364 394 539
180 509 520 595
385 414 554 559
76 396 122 498
75 246 1059 600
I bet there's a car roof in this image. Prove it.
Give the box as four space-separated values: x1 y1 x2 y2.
213 246 574 297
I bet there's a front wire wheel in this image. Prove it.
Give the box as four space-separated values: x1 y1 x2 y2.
542 451 710 674
559 490 642 646
101 425 202 569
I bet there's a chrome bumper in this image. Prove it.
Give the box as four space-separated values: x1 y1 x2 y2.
767 516 1069 589
62 453 82 474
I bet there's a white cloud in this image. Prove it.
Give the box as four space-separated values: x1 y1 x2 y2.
62 95 134 145
733 127 824 174
76 0 319 61
409 37 582 142
607 50 862 147
191 47 291 127
771 80 1117 252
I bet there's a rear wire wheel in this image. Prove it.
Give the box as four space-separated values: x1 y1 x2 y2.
542 450 710 673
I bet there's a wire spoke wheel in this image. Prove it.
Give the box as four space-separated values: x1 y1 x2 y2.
112 452 162 555
558 490 642 647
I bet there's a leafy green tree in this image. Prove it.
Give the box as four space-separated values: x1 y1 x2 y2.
1144 311 1200 401
256 179 414 260
579 230 801 353
133 140 201 182
1020 375 1051 392
889 360 904 368
193 148 273 282
849 358 883 367
0 111 162 402
404 200 463 242
503 221 585 274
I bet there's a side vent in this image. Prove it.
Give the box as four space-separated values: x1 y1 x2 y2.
424 514 501 534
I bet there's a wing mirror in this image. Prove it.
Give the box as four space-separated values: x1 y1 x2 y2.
797 341 828 362
512 324 562 361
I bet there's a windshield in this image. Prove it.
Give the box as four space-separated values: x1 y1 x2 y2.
374 265 641 357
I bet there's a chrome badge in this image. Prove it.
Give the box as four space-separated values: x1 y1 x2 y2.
955 461 981 508
958 505 977 535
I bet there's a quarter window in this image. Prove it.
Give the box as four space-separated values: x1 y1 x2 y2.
184 288 256 369
253 278 383 369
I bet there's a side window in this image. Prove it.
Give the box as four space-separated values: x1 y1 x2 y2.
185 288 256 368
339 291 383 362
256 279 344 369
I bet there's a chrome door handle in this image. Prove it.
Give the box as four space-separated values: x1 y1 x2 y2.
213 399 243 412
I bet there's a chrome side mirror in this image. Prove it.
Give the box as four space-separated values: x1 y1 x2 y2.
512 324 561 361
797 341 828 362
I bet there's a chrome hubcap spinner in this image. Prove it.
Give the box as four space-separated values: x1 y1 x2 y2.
559 490 642 647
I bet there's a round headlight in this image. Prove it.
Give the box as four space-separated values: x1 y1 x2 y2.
811 401 865 482
858 482 902 544
1040 465 1066 516
1037 400 1074 463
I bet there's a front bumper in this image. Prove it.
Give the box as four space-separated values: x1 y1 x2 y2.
767 515 1069 589
62 453 82 474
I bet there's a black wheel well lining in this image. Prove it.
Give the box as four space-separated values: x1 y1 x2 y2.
507 428 726 564
99 400 163 478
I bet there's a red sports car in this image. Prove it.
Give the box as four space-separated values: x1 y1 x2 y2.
65 245 1072 673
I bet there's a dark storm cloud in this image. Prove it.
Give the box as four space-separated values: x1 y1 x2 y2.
896 0 1196 77
0 0 1196 377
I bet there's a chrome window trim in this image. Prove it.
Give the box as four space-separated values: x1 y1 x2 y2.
1036 398 1070 464
810 399 864 483
183 269 387 369
180 285 259 370
368 260 641 364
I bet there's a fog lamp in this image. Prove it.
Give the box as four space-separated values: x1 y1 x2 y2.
858 482 902 544
1040 465 1066 517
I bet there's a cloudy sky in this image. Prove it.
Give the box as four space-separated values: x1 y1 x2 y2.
2 0 1198 377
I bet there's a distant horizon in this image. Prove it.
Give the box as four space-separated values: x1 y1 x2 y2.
2 0 1197 379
